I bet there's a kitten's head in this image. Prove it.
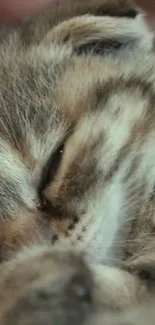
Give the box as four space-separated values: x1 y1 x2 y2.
0 0 153 262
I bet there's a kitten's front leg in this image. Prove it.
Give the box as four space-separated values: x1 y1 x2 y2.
0 245 151 325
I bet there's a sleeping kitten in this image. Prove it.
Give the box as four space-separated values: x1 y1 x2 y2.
0 0 155 323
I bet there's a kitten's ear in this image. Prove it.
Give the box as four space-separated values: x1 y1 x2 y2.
43 12 153 56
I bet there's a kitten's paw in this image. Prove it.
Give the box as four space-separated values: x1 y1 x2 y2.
0 245 95 325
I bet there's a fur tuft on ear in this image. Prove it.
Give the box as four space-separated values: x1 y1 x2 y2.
43 13 153 57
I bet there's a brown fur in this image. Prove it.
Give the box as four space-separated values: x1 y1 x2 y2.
0 0 155 324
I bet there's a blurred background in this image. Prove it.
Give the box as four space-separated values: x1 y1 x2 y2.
0 0 154 25
137 0 155 29
137 0 155 12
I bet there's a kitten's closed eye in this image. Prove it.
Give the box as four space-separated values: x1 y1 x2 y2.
39 143 64 199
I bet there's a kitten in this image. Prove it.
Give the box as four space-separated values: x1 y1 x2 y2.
0 0 155 323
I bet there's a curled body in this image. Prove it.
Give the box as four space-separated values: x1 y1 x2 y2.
0 0 155 324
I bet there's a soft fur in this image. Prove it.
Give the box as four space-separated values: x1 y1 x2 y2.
0 0 155 324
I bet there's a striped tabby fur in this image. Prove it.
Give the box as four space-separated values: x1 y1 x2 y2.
0 0 155 324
